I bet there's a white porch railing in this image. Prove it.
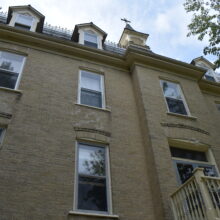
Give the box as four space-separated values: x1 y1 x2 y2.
171 168 220 220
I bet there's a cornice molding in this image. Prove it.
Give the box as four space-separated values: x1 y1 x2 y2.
125 46 205 80
0 24 206 80
0 24 128 70
199 79 220 95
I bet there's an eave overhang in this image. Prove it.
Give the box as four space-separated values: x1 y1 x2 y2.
0 24 126 70
0 24 207 80
199 79 220 95
125 46 205 80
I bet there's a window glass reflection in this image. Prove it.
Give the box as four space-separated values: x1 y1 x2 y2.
0 52 24 73
78 144 105 177
162 81 181 99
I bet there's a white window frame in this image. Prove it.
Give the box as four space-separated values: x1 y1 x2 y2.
74 142 112 214
204 69 218 82
84 31 98 48
14 14 34 30
0 51 26 90
8 12 39 32
78 70 105 109
78 28 103 49
160 80 190 116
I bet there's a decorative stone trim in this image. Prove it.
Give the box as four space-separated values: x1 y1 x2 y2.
74 127 111 137
0 112 12 119
161 123 210 135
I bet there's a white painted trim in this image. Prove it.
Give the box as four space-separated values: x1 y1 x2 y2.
0 51 26 90
78 70 106 109
78 27 103 49
160 80 191 116
74 142 112 214
69 210 119 218
8 11 40 32
73 141 79 211
14 56 26 90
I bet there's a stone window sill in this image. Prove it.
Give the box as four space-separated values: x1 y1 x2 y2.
0 86 22 95
69 211 119 219
75 103 111 112
167 112 197 120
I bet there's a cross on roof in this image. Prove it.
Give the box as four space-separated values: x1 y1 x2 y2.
121 18 131 24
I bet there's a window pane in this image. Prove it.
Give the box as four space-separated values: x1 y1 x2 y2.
198 165 216 177
162 81 182 99
205 75 216 82
176 162 194 183
170 147 207 162
0 128 4 145
78 176 107 212
78 144 105 176
15 23 31 31
84 41 98 48
85 32 97 44
166 97 187 115
176 162 216 184
16 14 33 26
0 52 24 73
81 89 102 108
81 71 101 91
0 69 18 89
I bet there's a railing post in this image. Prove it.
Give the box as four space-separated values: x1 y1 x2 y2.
193 168 217 220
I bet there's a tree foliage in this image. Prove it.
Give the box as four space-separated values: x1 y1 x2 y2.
184 0 220 67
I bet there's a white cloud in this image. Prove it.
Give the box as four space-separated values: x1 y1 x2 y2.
154 13 171 32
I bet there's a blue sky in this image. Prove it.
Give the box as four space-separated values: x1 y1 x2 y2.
0 0 218 68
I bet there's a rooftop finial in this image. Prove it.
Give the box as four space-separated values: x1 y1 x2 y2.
121 18 131 24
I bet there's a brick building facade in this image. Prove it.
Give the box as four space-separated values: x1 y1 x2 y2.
0 5 220 220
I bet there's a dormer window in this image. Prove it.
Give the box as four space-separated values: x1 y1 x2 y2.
7 5 45 33
204 69 216 82
14 14 34 31
71 23 107 50
84 31 98 48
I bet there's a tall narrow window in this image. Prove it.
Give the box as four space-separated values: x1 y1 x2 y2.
79 70 105 108
76 143 110 213
0 51 25 89
160 80 189 115
216 103 220 111
84 32 98 48
0 128 5 145
14 14 34 31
